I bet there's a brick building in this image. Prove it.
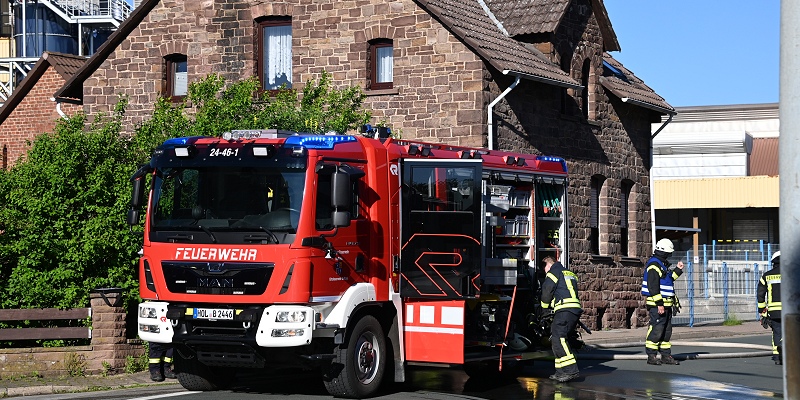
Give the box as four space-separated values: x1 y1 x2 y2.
0 52 84 168
2 0 675 330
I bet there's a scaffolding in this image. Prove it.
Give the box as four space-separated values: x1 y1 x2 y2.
0 0 131 105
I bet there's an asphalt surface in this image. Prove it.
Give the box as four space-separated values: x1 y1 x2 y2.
0 320 773 398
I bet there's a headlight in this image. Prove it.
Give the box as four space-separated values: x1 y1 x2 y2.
140 306 158 319
275 310 306 323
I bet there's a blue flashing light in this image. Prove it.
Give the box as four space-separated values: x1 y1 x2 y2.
284 135 357 149
161 136 206 147
536 155 568 172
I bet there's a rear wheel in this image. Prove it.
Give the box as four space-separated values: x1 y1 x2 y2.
323 315 387 398
173 350 234 391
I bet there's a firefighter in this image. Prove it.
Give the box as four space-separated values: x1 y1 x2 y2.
641 238 684 365
539 255 582 383
757 251 782 365
148 342 176 382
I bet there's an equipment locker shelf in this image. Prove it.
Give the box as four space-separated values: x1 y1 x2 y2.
534 182 565 265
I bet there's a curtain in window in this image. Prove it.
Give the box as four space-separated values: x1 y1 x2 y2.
264 25 292 90
173 60 188 96
376 46 393 83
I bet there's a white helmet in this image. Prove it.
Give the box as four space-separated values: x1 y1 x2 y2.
771 251 780 263
655 238 674 253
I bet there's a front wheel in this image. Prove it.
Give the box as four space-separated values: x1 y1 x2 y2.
173 350 234 391
323 315 387 398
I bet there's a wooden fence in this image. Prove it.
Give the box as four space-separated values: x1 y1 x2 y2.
0 290 144 377
0 308 91 341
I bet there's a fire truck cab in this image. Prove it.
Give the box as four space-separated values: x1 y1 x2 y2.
129 130 570 398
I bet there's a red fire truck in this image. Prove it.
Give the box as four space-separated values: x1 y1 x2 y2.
128 130 574 398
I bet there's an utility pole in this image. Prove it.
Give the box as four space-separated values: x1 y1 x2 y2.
779 1 799 398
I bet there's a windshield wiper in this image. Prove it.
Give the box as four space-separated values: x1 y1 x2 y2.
226 225 280 244
197 225 217 243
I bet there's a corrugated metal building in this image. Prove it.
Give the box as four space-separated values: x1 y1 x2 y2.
652 103 779 249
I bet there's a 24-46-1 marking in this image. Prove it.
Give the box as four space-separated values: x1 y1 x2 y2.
209 148 239 157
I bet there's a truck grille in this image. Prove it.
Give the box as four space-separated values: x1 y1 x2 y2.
162 261 274 295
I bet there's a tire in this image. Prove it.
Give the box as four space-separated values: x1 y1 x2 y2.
323 315 387 398
173 350 234 391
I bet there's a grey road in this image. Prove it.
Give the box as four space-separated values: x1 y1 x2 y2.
19 334 783 400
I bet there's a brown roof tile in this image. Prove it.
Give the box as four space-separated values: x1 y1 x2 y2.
0 52 87 124
484 0 619 51
417 0 579 88
750 137 778 176
600 52 674 114
483 0 570 36
43 53 87 80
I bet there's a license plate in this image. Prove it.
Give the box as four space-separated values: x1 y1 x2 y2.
193 308 234 320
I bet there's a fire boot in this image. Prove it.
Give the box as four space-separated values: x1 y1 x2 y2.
164 365 177 379
149 367 165 382
646 354 662 365
661 355 680 365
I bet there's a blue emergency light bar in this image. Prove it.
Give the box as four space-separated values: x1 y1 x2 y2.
160 136 206 148
536 155 568 172
284 135 357 149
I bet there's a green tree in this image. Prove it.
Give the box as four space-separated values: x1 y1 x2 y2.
0 100 140 309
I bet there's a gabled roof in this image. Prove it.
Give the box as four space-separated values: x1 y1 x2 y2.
483 0 620 51
0 52 87 125
416 0 580 88
54 0 160 100
600 53 674 115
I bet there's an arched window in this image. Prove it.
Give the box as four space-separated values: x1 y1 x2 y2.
581 59 591 119
369 38 393 90
621 179 634 256
590 175 605 255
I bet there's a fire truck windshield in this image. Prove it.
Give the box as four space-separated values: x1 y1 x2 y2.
150 166 305 238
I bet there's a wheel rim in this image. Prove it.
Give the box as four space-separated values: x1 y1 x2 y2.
354 331 379 384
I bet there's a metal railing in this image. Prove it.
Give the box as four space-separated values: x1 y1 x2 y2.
667 241 779 327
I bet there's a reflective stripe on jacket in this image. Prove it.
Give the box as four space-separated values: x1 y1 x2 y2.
540 262 582 313
757 266 781 319
641 256 682 307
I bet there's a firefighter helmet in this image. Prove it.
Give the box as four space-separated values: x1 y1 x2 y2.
655 238 674 253
771 251 780 264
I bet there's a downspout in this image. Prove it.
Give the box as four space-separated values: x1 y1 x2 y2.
648 113 674 246
488 74 521 150
52 97 67 119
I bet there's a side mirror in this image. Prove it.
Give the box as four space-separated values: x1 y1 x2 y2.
331 171 351 209
332 210 351 227
130 177 145 209
127 209 141 226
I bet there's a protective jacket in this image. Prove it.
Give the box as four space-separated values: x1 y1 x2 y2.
641 256 682 307
540 262 582 315
757 265 781 319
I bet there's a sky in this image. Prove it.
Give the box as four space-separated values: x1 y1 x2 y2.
603 1 780 108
